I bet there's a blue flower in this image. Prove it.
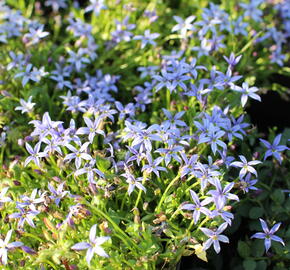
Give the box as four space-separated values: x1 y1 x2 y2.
182 58 207 79
232 16 249 36
240 0 263 22
121 165 146 195
211 209 234 226
23 24 49 45
115 101 135 120
134 30 160 49
155 144 183 166
251 219 285 253
154 67 190 93
64 142 92 169
198 124 227 155
24 142 48 167
84 0 107 16
191 38 212 58
172 15 196 38
223 53 242 68
7 51 25 71
200 222 229 253
0 230 23 265
181 190 211 224
110 16 135 44
75 161 105 184
239 173 258 193
231 82 261 107
207 179 239 210
126 146 146 166
196 12 221 37
194 162 221 191
76 116 105 143
124 121 162 153
18 188 45 209
14 64 39 86
260 134 289 164
67 49 90 72
9 206 40 229
48 182 70 206
0 187 12 206
230 155 261 178
162 109 187 129
29 112 63 140
142 153 167 177
71 224 110 264
45 0 67 12
180 153 199 178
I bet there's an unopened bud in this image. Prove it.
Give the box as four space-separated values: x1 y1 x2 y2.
143 202 149 211
132 207 140 216
13 180 21 186
24 136 34 142
154 188 161 195
99 221 112 234
253 152 259 159
18 139 24 146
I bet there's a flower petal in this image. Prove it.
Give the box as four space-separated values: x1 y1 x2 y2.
90 224 97 243
71 242 91 250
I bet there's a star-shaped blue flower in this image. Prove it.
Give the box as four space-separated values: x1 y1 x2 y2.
251 218 285 253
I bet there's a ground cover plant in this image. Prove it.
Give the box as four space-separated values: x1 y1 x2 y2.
0 0 290 269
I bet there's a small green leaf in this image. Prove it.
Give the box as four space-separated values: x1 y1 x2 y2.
238 241 251 258
285 198 290 211
285 227 290 238
249 207 264 219
12 165 21 179
243 259 257 270
270 189 285 205
96 155 111 172
236 202 252 217
251 240 265 257
256 261 267 270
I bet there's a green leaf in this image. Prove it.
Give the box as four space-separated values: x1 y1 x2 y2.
243 259 257 270
271 205 284 215
238 241 251 258
249 220 262 232
249 207 264 219
251 240 264 257
236 202 252 217
227 215 241 234
285 198 290 211
256 261 267 270
12 165 21 179
285 227 290 238
270 189 285 205
256 190 269 201
96 155 111 172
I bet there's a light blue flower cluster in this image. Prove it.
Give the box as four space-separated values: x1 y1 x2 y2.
0 0 289 267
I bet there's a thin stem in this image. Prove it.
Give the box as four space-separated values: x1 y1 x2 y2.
166 88 171 109
0 147 4 164
187 219 196 232
86 202 138 251
185 180 200 193
134 174 147 208
156 173 180 212
169 209 181 221
120 192 128 211
188 217 210 234
197 217 210 230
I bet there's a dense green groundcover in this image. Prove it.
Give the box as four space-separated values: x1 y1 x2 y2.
0 0 290 269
